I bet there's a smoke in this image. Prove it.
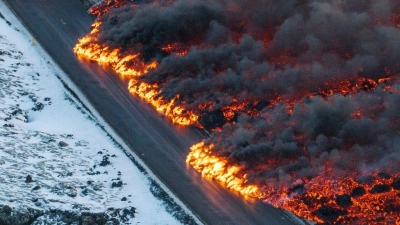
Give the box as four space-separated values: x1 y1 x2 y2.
90 0 400 179
206 88 400 184
96 0 225 48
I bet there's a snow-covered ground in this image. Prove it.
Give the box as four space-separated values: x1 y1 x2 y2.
0 2 197 224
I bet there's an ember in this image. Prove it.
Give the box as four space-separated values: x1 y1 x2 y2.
75 0 400 224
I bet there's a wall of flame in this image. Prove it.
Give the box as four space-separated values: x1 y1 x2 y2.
74 0 400 224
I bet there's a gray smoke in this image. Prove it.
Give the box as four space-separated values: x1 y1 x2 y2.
92 0 400 186
205 87 400 186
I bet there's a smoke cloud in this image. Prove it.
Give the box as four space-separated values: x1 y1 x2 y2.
81 0 400 223
92 0 400 167
92 0 400 188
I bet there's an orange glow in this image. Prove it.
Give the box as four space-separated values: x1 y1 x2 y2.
75 3 400 224
128 80 198 125
187 142 400 224
89 0 131 16
161 44 189 56
74 20 198 126
392 14 400 28
186 142 264 198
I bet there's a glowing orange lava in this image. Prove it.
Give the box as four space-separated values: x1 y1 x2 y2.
74 20 198 126
74 2 400 224
187 142 400 224
186 142 264 198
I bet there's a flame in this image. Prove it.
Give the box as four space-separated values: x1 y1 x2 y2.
74 2 400 224
186 142 264 198
74 19 198 126
128 80 198 125
161 44 189 56
89 0 131 16
187 142 400 224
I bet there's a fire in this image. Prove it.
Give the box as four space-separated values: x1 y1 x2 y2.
128 80 198 125
187 141 400 224
186 142 264 198
74 1 400 224
89 0 131 16
74 20 198 126
161 44 189 56
74 22 157 77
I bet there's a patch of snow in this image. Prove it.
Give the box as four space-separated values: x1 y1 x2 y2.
0 2 197 224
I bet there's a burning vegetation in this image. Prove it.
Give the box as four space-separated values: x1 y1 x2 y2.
74 0 400 224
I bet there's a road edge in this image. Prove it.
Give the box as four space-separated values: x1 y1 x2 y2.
0 1 204 224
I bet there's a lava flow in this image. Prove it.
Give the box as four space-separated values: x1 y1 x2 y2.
75 0 400 224
74 18 198 125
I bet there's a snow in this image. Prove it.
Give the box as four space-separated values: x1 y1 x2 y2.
0 2 196 224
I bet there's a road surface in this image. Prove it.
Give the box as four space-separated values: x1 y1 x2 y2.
2 1 307 224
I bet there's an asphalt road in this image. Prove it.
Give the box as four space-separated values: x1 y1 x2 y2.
2 1 306 224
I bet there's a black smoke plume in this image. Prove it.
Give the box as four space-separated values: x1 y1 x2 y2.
85 0 400 222
92 0 400 167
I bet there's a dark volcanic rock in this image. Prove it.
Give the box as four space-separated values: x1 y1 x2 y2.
39 210 81 225
80 212 108 225
108 207 136 223
370 184 391 194
32 186 41 191
357 175 374 184
314 206 347 222
80 214 97 225
99 155 111 166
107 217 120 224
32 102 44 111
199 109 227 130
122 207 136 220
377 172 391 179
2 205 11 215
11 108 23 116
65 186 77 198
58 141 68 147
392 178 400 190
0 205 42 225
288 184 306 195
335 194 352 208
112 181 123 188
0 204 136 225
25 175 33 183
382 199 400 213
254 100 270 111
301 193 329 206
350 186 366 197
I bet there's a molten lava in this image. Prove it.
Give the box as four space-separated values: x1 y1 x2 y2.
74 19 198 126
75 1 400 224
187 141 400 224
186 142 264 198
